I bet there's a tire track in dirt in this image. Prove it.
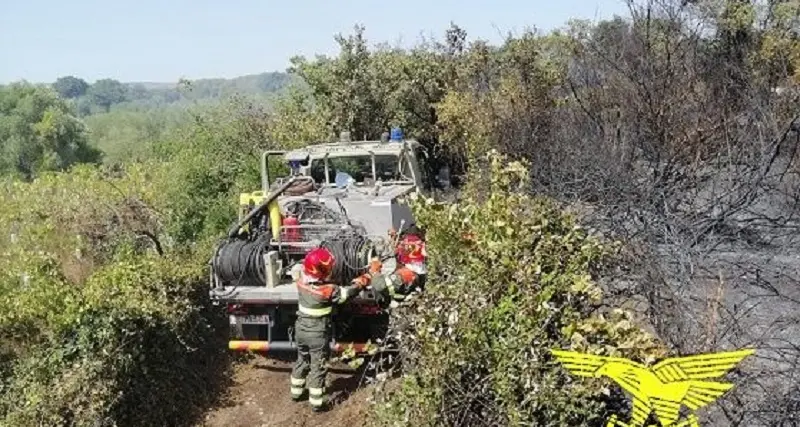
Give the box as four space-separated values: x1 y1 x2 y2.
198 356 371 427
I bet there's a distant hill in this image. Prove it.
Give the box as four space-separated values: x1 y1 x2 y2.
45 71 301 116
129 71 300 98
126 82 177 91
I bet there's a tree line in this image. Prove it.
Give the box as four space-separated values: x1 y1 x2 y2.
50 72 295 115
0 71 295 178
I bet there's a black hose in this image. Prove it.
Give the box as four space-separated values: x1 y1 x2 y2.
212 228 374 287
321 229 374 285
212 237 270 286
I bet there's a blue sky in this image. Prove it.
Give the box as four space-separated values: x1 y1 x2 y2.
0 0 628 84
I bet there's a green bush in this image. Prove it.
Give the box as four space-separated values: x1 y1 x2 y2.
371 151 666 427
0 166 229 427
0 253 228 427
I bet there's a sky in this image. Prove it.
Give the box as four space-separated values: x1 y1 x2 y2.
0 0 628 84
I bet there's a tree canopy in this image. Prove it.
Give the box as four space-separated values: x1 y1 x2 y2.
88 78 129 112
52 75 89 99
0 82 101 180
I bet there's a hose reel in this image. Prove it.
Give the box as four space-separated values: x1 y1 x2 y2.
211 228 375 287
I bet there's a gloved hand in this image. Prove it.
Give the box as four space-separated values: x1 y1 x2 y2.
368 257 383 274
396 267 417 285
352 273 371 288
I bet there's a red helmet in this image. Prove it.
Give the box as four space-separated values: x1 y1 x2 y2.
397 234 426 266
303 247 335 281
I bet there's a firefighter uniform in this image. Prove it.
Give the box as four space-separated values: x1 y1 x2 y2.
383 232 428 302
349 232 428 309
290 248 363 412
368 268 423 308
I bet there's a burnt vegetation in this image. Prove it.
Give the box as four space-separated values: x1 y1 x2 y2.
556 2 800 425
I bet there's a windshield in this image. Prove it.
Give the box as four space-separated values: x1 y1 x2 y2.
308 154 410 185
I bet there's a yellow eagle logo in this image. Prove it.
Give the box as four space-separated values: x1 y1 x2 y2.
550 348 755 427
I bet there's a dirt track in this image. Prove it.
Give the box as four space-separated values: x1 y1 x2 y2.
198 357 371 427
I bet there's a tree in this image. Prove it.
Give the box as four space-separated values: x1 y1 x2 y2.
52 75 89 99
289 25 389 139
88 78 128 112
0 83 103 180
289 24 467 174
128 83 150 100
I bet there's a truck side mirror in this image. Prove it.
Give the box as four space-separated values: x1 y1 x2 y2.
413 146 438 192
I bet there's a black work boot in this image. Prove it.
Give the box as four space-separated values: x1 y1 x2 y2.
311 402 328 413
291 390 307 402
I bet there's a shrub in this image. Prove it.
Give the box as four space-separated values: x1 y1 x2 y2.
0 253 228 427
370 150 666 426
0 166 229 427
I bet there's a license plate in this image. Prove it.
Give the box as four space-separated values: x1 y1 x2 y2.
229 314 270 325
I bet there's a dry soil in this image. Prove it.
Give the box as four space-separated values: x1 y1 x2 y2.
198 356 372 427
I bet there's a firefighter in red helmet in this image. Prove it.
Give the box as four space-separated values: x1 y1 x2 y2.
290 247 366 412
396 234 427 279
352 231 428 309
390 233 428 300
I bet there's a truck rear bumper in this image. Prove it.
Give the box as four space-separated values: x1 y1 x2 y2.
228 340 376 354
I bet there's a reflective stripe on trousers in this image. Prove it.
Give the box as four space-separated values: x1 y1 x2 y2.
290 376 306 396
308 387 325 407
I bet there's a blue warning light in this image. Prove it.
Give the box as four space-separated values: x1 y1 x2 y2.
390 127 404 142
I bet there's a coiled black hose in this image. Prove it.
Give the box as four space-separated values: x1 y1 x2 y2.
321 229 374 285
212 228 374 286
212 237 270 286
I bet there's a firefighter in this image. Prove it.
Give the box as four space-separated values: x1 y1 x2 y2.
290 247 367 412
392 232 427 295
353 233 428 308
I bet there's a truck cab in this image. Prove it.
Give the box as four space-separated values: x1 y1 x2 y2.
263 130 431 243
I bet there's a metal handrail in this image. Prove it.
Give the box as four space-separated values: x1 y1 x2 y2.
261 150 286 193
